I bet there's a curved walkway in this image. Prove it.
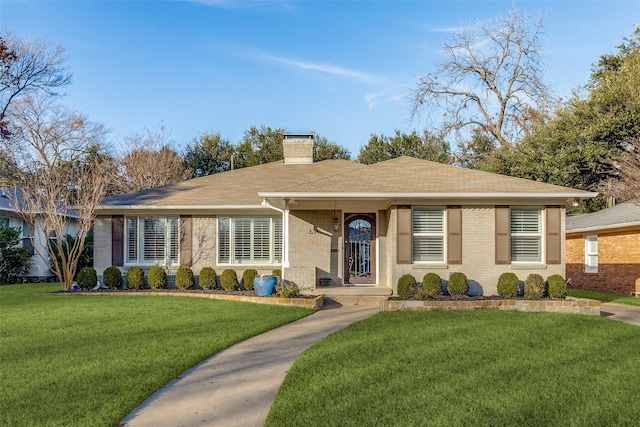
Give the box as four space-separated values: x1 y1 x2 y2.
121 300 380 427
600 302 640 327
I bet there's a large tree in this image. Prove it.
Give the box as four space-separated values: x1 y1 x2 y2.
357 130 450 164
234 125 285 168
313 134 351 161
411 6 555 148
183 132 234 177
0 31 71 140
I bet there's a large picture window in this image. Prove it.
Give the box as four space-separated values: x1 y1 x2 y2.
412 208 444 262
126 217 178 265
510 208 541 262
218 217 282 265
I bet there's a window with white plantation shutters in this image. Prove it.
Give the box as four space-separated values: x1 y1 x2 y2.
126 218 138 262
585 235 598 273
169 218 179 264
412 209 444 262
125 217 179 265
218 217 282 265
510 208 541 262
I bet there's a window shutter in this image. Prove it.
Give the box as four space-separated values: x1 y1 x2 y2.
495 206 510 264
180 216 192 267
545 207 561 264
397 206 412 264
447 207 462 264
112 216 124 266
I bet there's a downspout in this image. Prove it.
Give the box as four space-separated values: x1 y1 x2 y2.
261 198 290 283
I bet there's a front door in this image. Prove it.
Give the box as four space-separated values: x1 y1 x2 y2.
344 213 375 285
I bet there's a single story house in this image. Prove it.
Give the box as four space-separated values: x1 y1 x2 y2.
566 201 640 295
95 134 594 295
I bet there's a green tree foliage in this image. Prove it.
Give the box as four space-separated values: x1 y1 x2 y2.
234 125 285 168
357 130 450 164
0 226 31 285
313 134 351 161
182 132 234 177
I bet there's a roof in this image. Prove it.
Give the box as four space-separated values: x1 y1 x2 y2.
566 201 640 233
98 156 595 212
0 188 23 214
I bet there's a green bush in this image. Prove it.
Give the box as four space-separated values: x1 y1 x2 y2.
421 273 443 298
175 267 195 290
125 267 145 290
102 266 122 289
397 274 417 296
547 274 567 298
272 269 282 285
524 273 545 299
199 267 216 289
276 282 299 298
447 272 469 296
76 267 97 290
220 269 239 291
147 266 168 289
497 272 519 297
0 226 31 285
242 269 258 290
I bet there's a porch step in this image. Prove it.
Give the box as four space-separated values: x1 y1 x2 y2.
313 286 392 308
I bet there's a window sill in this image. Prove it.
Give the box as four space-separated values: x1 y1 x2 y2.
411 263 449 270
510 264 547 270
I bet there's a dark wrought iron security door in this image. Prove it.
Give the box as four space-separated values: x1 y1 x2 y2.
344 213 375 284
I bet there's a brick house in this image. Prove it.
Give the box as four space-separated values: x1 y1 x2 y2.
566 201 640 295
94 134 594 296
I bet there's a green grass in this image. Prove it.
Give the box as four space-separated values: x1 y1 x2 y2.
267 310 640 427
0 283 312 427
568 288 640 306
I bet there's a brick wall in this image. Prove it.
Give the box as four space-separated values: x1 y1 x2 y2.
566 228 640 295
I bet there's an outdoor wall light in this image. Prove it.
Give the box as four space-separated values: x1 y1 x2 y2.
333 218 340 232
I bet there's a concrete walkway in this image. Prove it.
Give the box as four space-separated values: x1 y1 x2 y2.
121 299 380 427
600 302 640 327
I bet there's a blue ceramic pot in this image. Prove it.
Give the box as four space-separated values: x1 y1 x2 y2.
254 276 277 296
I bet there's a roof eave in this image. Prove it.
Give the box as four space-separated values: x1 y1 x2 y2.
258 191 598 200
566 221 640 234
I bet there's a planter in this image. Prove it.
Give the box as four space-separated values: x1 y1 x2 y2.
254 276 277 296
319 278 331 287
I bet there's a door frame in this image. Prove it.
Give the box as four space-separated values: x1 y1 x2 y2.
344 213 376 285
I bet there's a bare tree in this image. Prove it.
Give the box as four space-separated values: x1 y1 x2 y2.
9 96 110 290
411 6 556 148
611 138 640 201
0 31 71 140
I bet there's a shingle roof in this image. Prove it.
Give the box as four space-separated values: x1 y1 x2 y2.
566 201 640 232
98 156 594 210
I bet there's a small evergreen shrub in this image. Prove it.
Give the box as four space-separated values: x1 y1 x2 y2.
175 267 195 290
447 272 469 296
272 269 282 284
421 273 443 298
199 267 216 289
125 267 145 290
547 274 567 298
276 282 299 298
242 269 258 290
524 273 545 298
103 266 122 289
397 274 417 296
221 269 239 291
76 267 97 290
147 266 168 289
497 272 519 297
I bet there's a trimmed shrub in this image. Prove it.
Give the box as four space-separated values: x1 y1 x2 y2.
397 274 417 296
148 266 168 289
524 273 545 299
276 282 299 298
199 267 216 289
125 267 145 290
175 267 195 290
242 269 258 291
421 273 443 298
447 272 469 296
103 266 122 289
497 272 519 297
220 269 239 291
272 269 282 285
76 267 97 290
547 274 567 298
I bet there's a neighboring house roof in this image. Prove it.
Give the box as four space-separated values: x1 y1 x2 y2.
566 201 640 233
98 157 595 212
0 187 78 219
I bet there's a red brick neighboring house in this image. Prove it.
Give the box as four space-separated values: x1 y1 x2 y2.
566 202 640 295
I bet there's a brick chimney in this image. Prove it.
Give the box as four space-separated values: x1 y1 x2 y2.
283 133 314 164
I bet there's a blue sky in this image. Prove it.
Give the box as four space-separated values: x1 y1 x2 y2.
1 1 638 156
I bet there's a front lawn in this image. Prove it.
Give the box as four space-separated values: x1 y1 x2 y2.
568 288 640 307
268 310 640 426
0 283 312 427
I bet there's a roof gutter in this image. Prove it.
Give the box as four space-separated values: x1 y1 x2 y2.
258 191 598 199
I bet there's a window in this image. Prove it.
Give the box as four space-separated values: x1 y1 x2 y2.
21 221 34 255
0 217 8 228
412 209 444 262
218 217 282 265
585 235 598 273
126 217 178 265
510 208 541 262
